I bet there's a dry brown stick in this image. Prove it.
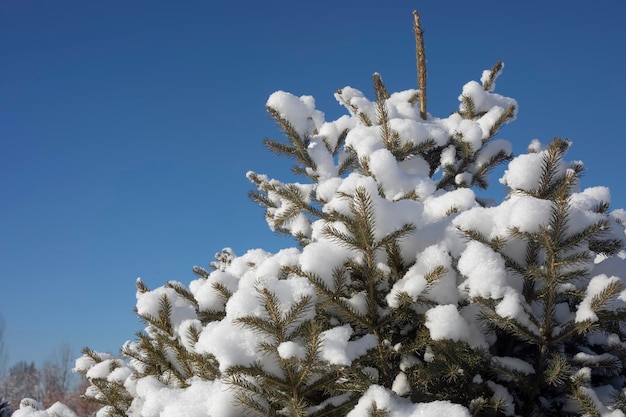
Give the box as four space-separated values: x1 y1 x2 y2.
413 10 427 120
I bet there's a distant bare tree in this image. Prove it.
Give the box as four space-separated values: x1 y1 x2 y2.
0 315 7 378
0 316 9 416
0 361 41 409
41 343 76 407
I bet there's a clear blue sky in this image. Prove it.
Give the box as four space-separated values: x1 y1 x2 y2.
1 1 624 367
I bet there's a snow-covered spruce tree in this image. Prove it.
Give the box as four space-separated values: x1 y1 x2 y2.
61 10 625 417
452 138 626 416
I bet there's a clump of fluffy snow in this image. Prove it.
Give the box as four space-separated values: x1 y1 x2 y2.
299 239 358 290
424 303 491 348
423 188 477 224
195 319 258 372
425 304 470 342
480 64 503 92
475 139 512 168
440 145 457 168
576 274 624 323
457 241 509 299
196 271 317 372
387 244 460 307
13 400 78 417
392 372 410 396
454 194 553 238
491 356 535 375
453 193 554 266
486 381 515 416
85 358 125 380
567 186 625 239
611 208 626 227
442 114 484 152
277 341 307 360
189 269 239 313
317 115 355 152
320 175 427 245
335 87 377 124
74 351 115 373
459 81 518 121
319 325 378 366
498 141 581 194
135 285 196 335
369 148 434 200
495 288 539 335
346 385 471 417
266 91 324 137
127 377 239 417
306 135 339 180
499 152 547 191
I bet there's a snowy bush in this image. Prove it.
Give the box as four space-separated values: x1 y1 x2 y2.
12 399 77 417
22 12 625 417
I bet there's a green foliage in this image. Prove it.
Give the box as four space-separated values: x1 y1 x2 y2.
123 280 221 386
75 348 133 417
226 287 352 417
251 63 515 251
458 138 626 416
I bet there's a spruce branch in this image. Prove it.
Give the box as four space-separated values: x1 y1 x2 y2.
212 281 234 305
572 386 602 417
78 348 133 417
385 242 408 285
534 137 570 198
367 403 390 417
611 389 626 413
478 307 543 346
394 138 438 163
423 265 447 285
165 281 199 310
227 284 350 417
322 187 378 253
336 89 373 126
192 265 210 279
337 152 358 178
589 279 624 313
308 273 370 326
376 223 416 253
322 223 360 251
136 278 149 294
265 106 316 171
393 189 420 202
573 353 622 377
357 154 373 177
487 104 516 140
373 73 397 156
458 95 479 119
482 61 504 92
472 149 514 190
351 187 377 252
334 128 349 155
263 137 299 159
544 353 572 388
